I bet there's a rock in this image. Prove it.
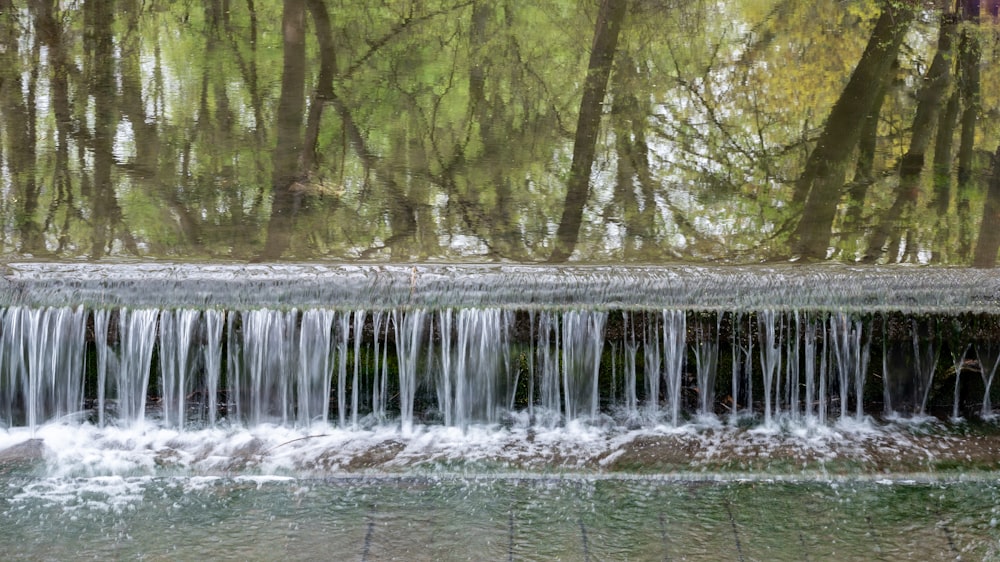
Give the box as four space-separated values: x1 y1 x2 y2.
0 438 45 467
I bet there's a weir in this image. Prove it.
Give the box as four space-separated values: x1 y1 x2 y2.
5 1 1000 557
2 263 999 431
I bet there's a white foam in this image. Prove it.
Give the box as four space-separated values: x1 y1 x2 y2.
233 475 296 487
0 417 988 480
9 475 151 513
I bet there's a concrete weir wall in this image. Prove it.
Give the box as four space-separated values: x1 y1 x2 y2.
4 262 1000 313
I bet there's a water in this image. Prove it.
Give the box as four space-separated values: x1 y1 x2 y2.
0 302 989 430
0 474 997 561
2 264 1000 429
0 1 998 265
3 0 1000 556
3 265 998 558
6 262 1000 313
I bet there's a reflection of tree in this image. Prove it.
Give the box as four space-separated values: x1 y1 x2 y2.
0 0 42 254
1 1 302 260
610 53 658 260
310 0 425 260
3 1 999 264
117 0 208 253
955 0 983 259
430 1 576 261
300 0 336 173
931 57 962 257
969 0 1000 266
973 148 1000 266
462 1 520 259
258 0 307 260
863 10 959 262
609 51 706 260
790 3 914 260
34 1 81 255
861 1 992 264
86 0 139 259
549 0 627 263
296 0 446 259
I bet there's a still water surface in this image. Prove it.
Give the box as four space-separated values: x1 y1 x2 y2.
1 0 998 264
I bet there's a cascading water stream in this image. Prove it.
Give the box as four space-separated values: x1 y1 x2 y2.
203 309 223 425
621 312 639 420
158 309 199 427
116 309 157 425
1 304 995 431
352 310 364 428
759 310 781 426
662 311 686 426
913 318 942 417
803 314 819 422
336 313 350 427
643 313 662 419
297 309 335 426
394 309 427 433
371 311 389 422
978 342 1000 418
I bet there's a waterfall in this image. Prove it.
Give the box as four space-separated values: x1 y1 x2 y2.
663 310 685 426
0 301 993 430
394 309 427 432
371 311 389 422
978 342 1000 417
336 313 350 427
831 313 873 421
437 310 454 427
94 309 111 427
352 310 365 428
759 310 780 425
537 312 561 421
297 309 335 426
527 310 536 422
117 309 158 425
237 309 299 425
787 312 801 419
951 342 971 420
913 318 941 416
561 311 607 421
226 312 241 421
730 312 744 419
731 312 755 420
2 306 89 429
438 308 513 428
158 309 199 427
203 310 224 425
881 315 892 416
804 314 818 422
693 315 719 418
643 312 662 418
622 312 639 420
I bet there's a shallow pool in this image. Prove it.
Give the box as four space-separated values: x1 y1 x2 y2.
1 474 997 561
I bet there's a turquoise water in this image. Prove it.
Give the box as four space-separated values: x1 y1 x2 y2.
1 474 998 560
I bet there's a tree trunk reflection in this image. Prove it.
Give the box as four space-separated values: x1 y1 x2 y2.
972 149 1000 266
86 0 138 259
791 3 913 260
864 10 959 262
549 0 627 262
956 2 982 260
1 1 41 254
258 0 307 260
